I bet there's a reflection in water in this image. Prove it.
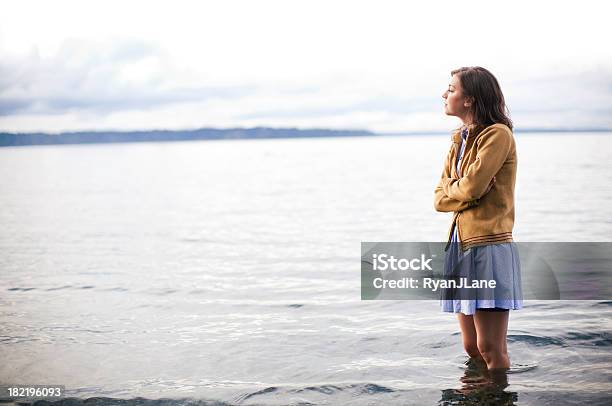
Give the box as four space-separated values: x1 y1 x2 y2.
439 358 518 405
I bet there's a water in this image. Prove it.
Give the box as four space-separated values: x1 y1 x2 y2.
1 133 611 405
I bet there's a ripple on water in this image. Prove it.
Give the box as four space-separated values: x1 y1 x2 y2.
507 333 568 347
457 356 538 374
559 330 612 347
45 285 73 291
233 382 396 404
287 303 304 308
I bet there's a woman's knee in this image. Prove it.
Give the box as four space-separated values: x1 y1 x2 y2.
477 338 506 359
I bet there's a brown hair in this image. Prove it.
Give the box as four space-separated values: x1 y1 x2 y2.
451 66 513 131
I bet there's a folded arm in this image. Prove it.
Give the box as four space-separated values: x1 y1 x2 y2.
441 127 512 202
433 145 479 212
435 179 479 212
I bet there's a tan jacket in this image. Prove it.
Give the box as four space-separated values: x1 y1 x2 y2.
434 123 517 252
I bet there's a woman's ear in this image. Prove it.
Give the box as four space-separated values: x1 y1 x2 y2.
464 96 474 107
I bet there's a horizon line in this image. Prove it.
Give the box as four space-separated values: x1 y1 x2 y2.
1 126 612 136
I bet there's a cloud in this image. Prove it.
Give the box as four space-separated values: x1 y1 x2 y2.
1 38 612 132
502 68 612 128
0 39 455 131
0 38 258 116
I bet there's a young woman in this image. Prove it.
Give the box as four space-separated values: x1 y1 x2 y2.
434 66 523 370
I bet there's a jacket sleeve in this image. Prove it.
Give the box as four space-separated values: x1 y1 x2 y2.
434 145 479 212
441 126 512 202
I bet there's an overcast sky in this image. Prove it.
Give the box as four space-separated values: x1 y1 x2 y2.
1 0 611 133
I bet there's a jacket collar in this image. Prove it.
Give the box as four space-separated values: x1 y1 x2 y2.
451 123 481 143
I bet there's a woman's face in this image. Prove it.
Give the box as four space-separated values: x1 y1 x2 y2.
442 74 472 120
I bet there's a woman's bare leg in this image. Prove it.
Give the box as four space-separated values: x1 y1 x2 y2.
473 310 510 369
457 313 485 364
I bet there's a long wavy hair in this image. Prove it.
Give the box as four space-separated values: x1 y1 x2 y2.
451 66 513 131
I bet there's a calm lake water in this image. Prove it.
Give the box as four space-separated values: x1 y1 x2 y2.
1 132 611 405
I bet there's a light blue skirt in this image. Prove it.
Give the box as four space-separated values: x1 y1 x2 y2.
440 224 524 316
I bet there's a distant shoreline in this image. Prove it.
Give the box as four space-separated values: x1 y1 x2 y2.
1 126 611 147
